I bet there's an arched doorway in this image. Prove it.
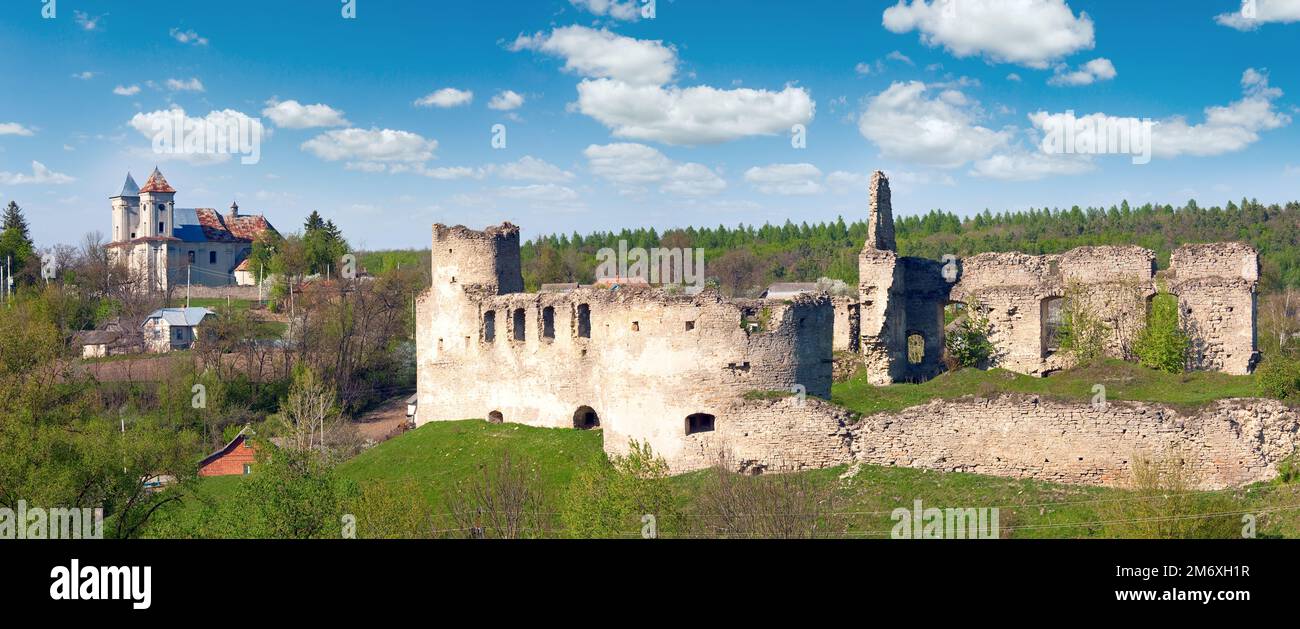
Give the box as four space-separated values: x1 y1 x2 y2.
573 406 600 429
488 410 504 424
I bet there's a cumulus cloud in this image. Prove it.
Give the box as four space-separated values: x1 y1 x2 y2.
414 88 474 108
1048 57 1117 86
494 155 573 182
262 99 349 128
488 90 525 111
113 84 141 96
302 128 437 162
165 77 205 92
169 27 209 46
127 107 267 165
858 81 1009 167
970 149 1094 180
0 161 75 185
744 163 825 195
510 25 676 86
569 0 641 20
882 0 1095 68
1030 68 1290 160
0 122 35 136
576 79 814 145
71 71 96 80
497 184 580 202
1216 0 1300 30
584 142 725 196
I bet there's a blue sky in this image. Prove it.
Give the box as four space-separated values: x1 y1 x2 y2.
1 0 1298 250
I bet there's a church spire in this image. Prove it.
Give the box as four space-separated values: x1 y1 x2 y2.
115 172 140 198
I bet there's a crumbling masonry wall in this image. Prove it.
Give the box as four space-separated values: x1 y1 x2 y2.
416 222 835 472
849 395 1300 490
855 171 1258 380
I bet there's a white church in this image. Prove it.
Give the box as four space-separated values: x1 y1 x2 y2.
107 168 279 290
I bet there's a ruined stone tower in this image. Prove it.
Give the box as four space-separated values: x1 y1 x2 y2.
865 170 896 252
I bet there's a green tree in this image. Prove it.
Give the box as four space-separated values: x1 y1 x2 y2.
561 440 677 538
944 303 995 369
1132 291 1190 373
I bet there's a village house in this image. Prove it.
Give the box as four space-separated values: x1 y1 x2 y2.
198 428 258 477
141 307 215 352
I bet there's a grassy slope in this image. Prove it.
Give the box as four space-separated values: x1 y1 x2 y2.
161 419 1300 538
832 359 1260 416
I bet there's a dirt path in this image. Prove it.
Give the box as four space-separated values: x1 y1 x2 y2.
355 395 412 443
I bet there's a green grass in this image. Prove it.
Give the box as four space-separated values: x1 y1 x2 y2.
148 417 1300 538
832 359 1261 416
169 297 257 312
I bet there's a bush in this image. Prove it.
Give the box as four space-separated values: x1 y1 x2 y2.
1256 356 1300 400
1133 292 1189 373
944 305 995 369
1058 293 1108 366
561 440 678 538
1099 453 1241 539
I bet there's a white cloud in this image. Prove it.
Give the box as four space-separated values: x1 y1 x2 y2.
262 99 349 129
510 25 676 86
855 61 879 75
0 161 75 185
858 81 1009 167
569 0 641 20
1216 0 1300 30
576 79 814 145
971 149 1095 180
744 163 825 195
488 90 525 111
1028 68 1290 160
886 50 915 65
497 184 580 202
113 84 141 96
825 170 870 191
302 128 437 162
494 156 574 182
74 11 103 31
882 0 1095 68
126 108 266 165
165 77 205 92
169 27 209 46
71 71 96 80
414 87 474 108
1048 57 1117 86
584 142 725 196
0 123 35 136
1006 73 1023 82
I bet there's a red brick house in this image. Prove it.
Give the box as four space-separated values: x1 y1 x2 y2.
198 428 258 477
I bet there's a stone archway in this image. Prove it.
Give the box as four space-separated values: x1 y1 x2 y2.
573 406 600 429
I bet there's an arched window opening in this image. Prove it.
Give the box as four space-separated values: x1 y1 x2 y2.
513 308 526 341
576 303 591 338
686 413 716 435
1041 296 1065 357
573 406 600 429
907 332 925 364
542 306 556 340
488 410 504 424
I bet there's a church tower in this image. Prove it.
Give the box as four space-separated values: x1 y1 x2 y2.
110 172 139 243
137 167 177 239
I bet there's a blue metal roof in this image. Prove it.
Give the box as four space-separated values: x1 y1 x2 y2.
143 307 215 327
115 172 139 198
171 208 209 242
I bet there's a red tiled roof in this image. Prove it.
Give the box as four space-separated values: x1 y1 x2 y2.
234 258 251 272
193 208 278 243
138 168 176 194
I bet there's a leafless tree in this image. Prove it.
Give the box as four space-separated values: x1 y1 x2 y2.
446 450 546 539
691 449 833 539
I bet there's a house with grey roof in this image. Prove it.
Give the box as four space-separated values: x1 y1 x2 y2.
141 307 216 352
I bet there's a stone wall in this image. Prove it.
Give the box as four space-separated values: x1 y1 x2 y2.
849 395 1300 490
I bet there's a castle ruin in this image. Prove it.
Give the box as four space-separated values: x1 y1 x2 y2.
414 171 1286 487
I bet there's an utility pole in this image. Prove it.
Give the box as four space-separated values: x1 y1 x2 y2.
186 265 191 308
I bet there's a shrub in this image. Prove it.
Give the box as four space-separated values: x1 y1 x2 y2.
1099 452 1240 539
1133 292 1189 373
944 305 995 369
1255 356 1300 400
1058 290 1108 366
561 440 678 538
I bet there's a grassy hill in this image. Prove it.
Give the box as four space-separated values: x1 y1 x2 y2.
145 416 1300 539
